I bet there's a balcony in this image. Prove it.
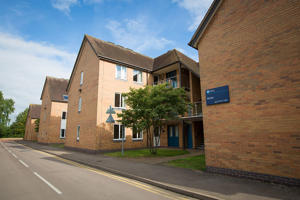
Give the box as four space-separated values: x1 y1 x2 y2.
153 78 178 88
187 101 202 117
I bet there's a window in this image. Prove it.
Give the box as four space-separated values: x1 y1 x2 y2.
63 95 68 101
62 111 67 119
115 93 125 108
80 71 84 85
114 124 125 140
153 75 159 85
77 126 80 141
133 70 142 83
166 70 177 88
78 97 82 112
132 128 143 140
115 65 127 80
60 129 65 138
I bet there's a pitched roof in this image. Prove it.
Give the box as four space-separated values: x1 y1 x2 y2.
28 104 41 119
40 76 69 102
188 0 223 49
153 49 199 76
86 35 153 71
67 35 199 91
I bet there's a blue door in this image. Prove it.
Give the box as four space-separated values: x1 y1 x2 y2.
187 124 193 149
168 125 179 147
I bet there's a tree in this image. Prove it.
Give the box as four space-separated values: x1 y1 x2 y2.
9 108 28 137
0 91 15 137
118 84 189 154
34 118 40 132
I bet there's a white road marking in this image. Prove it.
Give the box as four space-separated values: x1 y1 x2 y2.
12 153 18 158
19 159 29 168
33 172 62 195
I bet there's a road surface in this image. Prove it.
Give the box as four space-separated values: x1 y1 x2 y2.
0 141 194 200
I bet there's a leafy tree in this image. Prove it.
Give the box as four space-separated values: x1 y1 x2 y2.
9 108 28 137
34 118 40 132
0 91 15 137
118 84 189 154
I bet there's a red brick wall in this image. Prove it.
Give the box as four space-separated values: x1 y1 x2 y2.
197 0 300 179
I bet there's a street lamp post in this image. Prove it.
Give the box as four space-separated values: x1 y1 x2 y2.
106 105 124 156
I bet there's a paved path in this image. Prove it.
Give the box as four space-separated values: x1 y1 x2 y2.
16 140 300 200
0 141 194 200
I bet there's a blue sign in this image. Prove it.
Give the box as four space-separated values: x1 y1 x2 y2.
206 85 230 105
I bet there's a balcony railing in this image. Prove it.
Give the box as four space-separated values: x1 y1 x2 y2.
187 101 202 117
153 78 178 88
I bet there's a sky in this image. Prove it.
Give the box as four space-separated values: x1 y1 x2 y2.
0 0 213 122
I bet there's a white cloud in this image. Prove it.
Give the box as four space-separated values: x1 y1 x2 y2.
106 18 173 53
51 0 78 15
172 0 213 31
0 32 75 122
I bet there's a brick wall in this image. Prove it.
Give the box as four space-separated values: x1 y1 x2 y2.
38 82 67 144
24 117 38 141
197 0 300 179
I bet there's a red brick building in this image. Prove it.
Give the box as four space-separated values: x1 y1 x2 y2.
189 0 300 185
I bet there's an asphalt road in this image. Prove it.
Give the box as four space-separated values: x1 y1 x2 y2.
0 141 194 200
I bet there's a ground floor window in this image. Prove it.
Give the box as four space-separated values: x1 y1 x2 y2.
77 126 80 141
114 124 125 140
60 129 65 138
132 128 143 140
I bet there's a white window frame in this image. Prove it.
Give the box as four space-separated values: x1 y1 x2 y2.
114 93 125 109
78 97 82 113
77 125 80 141
133 70 142 83
115 65 127 80
61 111 67 120
80 71 84 85
113 124 125 141
132 129 143 140
60 129 65 138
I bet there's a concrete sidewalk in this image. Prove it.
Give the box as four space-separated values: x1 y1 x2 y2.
15 140 300 200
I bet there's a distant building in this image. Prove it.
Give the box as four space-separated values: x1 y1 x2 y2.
189 0 300 185
38 76 68 144
64 35 203 152
24 104 41 141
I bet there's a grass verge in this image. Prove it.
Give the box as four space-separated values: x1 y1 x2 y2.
105 148 189 158
167 155 206 171
50 143 64 148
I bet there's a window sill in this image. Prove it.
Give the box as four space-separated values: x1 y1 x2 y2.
60 137 65 139
132 138 143 141
133 81 143 85
114 107 126 110
115 78 127 81
113 139 126 142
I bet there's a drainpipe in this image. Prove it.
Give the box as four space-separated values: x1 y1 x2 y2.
178 63 182 88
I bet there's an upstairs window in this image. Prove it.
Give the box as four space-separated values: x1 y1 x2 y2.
115 93 125 108
80 71 84 85
62 111 67 119
78 97 82 112
114 124 125 140
133 70 142 83
115 65 127 80
132 128 143 140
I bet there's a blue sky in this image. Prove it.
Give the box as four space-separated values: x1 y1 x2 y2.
0 0 213 121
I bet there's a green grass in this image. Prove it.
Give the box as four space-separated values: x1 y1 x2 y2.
105 148 189 158
167 155 206 171
50 143 64 148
